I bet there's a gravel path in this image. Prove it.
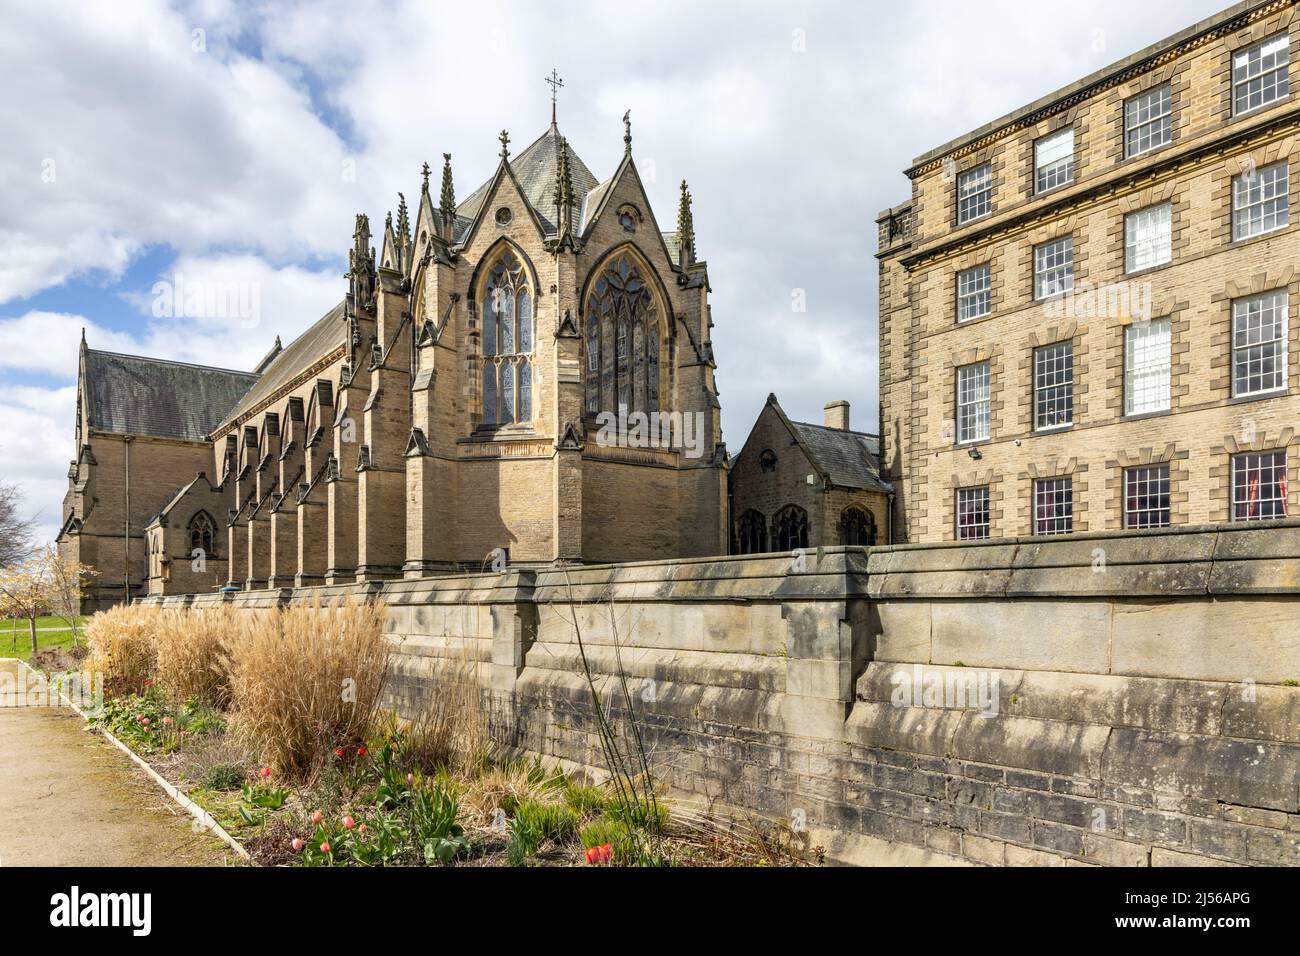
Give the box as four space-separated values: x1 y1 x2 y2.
0 659 237 867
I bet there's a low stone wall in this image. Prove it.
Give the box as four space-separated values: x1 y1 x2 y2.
141 521 1300 866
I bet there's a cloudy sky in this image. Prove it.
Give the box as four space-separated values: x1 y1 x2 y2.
2 0 1228 543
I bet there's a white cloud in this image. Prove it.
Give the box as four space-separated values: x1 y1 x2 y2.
1 0 1232 542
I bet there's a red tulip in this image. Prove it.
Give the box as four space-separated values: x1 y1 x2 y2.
292 838 304 851
356 746 367 757
260 767 272 779
333 747 345 758
342 815 355 830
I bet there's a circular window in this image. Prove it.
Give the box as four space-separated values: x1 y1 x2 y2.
495 207 512 227
619 211 636 232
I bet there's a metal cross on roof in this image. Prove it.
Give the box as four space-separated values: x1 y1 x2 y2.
545 69 564 124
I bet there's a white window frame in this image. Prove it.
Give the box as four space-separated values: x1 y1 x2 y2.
1233 33 1291 116
956 361 990 445
956 264 992 322
1124 319 1172 416
956 486 990 541
1124 202 1172 273
1231 450 1289 521
1034 236 1074 299
957 165 993 225
1125 85 1173 158
1232 290 1289 398
1034 128 1075 194
1124 464 1171 529
1033 340 1074 431
1034 477 1073 536
1233 161 1290 240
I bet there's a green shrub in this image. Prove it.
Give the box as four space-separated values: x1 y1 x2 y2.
515 799 578 842
563 783 610 817
201 762 245 791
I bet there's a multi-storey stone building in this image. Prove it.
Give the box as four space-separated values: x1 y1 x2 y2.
59 114 728 608
878 0 1300 543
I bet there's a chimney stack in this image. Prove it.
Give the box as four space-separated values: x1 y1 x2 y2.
824 400 850 431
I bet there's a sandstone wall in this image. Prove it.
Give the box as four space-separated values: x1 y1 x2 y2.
144 521 1300 866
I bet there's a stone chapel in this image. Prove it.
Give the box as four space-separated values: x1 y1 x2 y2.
58 110 727 609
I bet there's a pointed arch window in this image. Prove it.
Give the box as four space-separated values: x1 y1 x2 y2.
839 507 876 546
735 509 768 555
188 511 216 558
584 253 662 418
480 250 534 425
773 505 809 551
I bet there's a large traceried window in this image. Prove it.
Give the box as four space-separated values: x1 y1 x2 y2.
839 507 876 546
584 254 662 417
481 250 534 425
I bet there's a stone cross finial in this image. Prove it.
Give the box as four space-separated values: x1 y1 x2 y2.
622 110 632 153
421 161 431 192
499 129 510 159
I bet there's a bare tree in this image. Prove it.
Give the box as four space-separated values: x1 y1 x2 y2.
0 482 34 569
45 546 95 645
0 550 51 655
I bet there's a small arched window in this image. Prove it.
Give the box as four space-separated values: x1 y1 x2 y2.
773 505 809 551
735 510 768 555
759 449 778 473
839 507 877 546
188 511 216 558
480 249 534 425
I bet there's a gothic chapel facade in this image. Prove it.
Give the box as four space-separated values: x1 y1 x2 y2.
58 112 727 608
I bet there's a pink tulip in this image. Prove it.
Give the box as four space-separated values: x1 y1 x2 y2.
358 823 367 834
320 841 331 854
292 838 304 851
141 717 150 726
342 815 355 830
406 773 414 786
311 810 323 824
162 716 173 726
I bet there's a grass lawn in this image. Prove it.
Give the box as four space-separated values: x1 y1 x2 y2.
1 616 90 659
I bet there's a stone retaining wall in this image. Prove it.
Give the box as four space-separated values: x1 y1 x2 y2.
142 521 1300 866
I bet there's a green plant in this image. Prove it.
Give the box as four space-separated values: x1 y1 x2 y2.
1283 679 1298 687
507 815 540 866
514 799 578 842
564 783 610 817
201 762 245 791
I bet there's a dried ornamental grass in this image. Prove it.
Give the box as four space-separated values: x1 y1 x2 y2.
85 604 158 697
225 596 389 780
153 605 237 706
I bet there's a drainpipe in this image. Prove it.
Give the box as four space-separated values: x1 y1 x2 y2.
887 490 896 545
123 436 132 605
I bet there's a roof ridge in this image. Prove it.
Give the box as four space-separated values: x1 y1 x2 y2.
86 348 258 378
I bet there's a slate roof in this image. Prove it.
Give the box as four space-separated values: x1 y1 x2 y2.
218 300 348 429
788 420 889 493
84 349 257 442
457 124 599 236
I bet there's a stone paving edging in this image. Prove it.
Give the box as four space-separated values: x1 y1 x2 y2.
5 658 251 863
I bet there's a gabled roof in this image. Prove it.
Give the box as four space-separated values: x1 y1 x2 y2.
457 124 599 236
83 349 257 442
753 394 892 494
217 300 347 430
